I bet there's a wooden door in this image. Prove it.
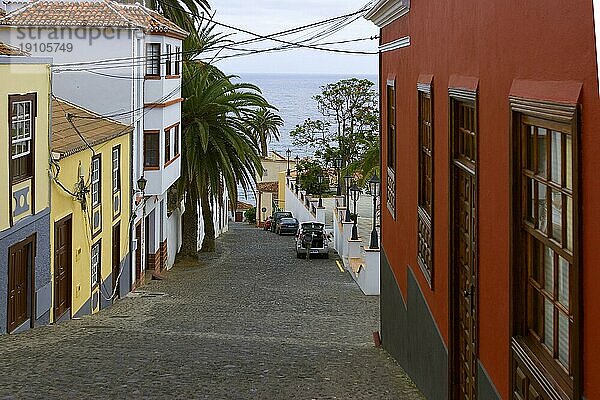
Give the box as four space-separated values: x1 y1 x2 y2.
134 221 142 288
54 216 72 321
450 98 478 400
112 223 120 299
8 235 35 333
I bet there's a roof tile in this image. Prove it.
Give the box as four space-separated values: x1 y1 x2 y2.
52 98 132 157
0 0 187 38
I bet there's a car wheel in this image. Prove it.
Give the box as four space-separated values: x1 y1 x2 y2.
296 252 302 259
323 253 329 259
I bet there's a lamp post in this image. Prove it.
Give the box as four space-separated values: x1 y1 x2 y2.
294 155 300 194
350 183 361 240
368 174 380 249
334 158 342 196
317 174 324 208
137 175 147 195
344 174 352 222
286 148 291 177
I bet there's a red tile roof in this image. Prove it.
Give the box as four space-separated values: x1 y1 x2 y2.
0 0 187 38
52 98 132 158
236 201 253 211
0 41 28 55
257 181 279 193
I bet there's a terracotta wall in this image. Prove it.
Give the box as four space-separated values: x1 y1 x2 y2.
379 1 600 397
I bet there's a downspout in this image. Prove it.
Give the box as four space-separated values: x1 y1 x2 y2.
378 32 382 244
128 30 136 293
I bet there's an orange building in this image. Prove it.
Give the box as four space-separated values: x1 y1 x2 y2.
366 1 600 399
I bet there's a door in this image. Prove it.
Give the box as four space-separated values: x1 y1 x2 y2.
8 235 35 333
134 221 142 288
54 216 72 321
450 97 478 400
112 223 120 299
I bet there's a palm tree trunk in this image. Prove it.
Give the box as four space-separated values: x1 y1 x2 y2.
260 129 268 157
199 185 216 252
179 184 199 258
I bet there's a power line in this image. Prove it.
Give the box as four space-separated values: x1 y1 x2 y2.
51 5 376 71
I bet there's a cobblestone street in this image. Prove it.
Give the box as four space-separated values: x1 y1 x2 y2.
0 223 423 399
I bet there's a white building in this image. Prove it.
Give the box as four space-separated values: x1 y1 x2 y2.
0 0 186 286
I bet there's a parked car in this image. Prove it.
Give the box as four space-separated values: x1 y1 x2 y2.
276 217 299 235
296 221 329 259
271 211 293 232
264 216 273 231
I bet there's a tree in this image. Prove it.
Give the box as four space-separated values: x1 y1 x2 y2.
179 62 271 256
245 207 256 224
247 107 284 157
347 134 380 186
297 159 329 194
290 78 378 174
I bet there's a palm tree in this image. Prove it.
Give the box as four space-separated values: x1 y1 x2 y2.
248 108 284 157
179 62 271 255
347 135 380 186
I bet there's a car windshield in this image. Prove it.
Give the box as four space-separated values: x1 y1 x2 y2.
275 213 292 219
302 223 323 231
280 218 297 224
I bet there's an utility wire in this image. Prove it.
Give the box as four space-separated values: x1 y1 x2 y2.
51 5 376 71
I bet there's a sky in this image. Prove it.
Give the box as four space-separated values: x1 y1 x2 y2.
205 0 379 75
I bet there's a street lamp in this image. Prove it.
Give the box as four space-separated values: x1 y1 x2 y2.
368 174 380 249
350 183 361 240
317 174 324 208
334 158 342 196
344 174 352 222
137 175 147 194
294 155 300 194
286 148 291 177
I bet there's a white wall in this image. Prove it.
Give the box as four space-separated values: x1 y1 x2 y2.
0 27 137 124
285 183 317 224
166 207 183 269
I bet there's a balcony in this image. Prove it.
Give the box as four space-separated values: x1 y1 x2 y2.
143 154 180 196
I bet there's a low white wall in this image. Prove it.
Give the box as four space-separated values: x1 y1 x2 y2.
285 181 316 223
332 202 380 296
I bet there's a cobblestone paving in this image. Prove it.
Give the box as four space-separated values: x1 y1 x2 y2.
0 223 423 399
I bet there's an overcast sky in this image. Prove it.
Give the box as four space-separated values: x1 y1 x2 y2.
206 0 379 75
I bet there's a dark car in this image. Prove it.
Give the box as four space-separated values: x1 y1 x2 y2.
276 217 299 235
296 221 328 259
271 211 293 232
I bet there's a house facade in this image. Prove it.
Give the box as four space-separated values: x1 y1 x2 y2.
0 0 186 286
50 98 131 320
0 46 52 334
366 1 600 399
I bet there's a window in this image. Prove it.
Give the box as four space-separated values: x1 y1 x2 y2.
512 100 579 400
91 242 101 287
386 80 396 216
165 44 172 76
9 94 36 182
174 46 181 75
174 125 180 156
146 43 160 76
91 155 101 207
417 86 433 285
112 146 120 193
164 127 171 164
144 131 159 169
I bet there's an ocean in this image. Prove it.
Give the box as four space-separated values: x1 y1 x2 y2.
233 72 378 206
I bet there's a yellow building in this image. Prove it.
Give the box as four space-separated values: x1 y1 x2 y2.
0 44 52 334
256 151 289 226
50 99 132 320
